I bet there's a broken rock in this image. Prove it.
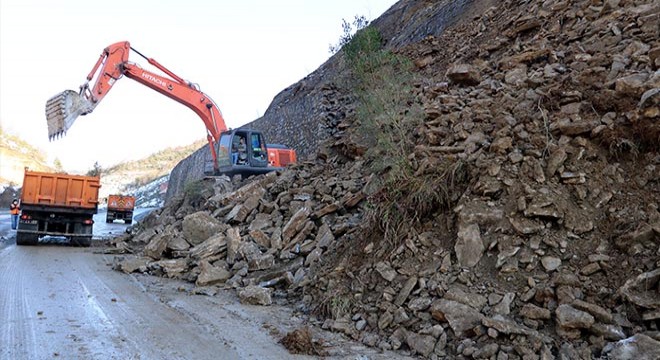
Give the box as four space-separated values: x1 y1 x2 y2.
482 315 537 336
238 285 273 306
375 262 398 282
446 64 482 86
618 268 660 309
116 257 150 274
430 299 484 336
195 261 231 287
189 232 227 260
520 303 551 320
555 304 595 330
405 332 436 357
143 231 171 260
602 334 660 360
455 223 485 268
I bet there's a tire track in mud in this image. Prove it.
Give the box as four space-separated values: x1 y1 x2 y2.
1 246 229 359
0 246 39 359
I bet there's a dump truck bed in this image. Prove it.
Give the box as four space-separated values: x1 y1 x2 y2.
21 170 101 210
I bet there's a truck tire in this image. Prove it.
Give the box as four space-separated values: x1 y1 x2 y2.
72 236 92 247
16 233 39 246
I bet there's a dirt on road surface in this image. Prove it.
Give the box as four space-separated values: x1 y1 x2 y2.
0 241 408 359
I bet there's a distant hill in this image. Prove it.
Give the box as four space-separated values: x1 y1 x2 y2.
100 139 206 199
0 125 55 186
0 124 203 207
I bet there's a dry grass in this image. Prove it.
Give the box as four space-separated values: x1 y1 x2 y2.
596 116 660 159
279 327 326 356
366 158 469 247
336 24 472 248
315 293 354 320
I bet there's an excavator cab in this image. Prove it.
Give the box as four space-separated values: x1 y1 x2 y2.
208 129 279 177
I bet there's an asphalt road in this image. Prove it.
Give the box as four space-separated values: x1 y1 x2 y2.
0 209 406 360
0 212 12 238
0 209 311 360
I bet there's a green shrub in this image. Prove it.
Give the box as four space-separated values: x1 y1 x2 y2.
183 180 206 207
338 23 469 246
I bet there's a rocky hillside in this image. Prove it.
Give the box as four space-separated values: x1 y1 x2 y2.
100 139 205 200
110 0 659 359
0 126 54 185
0 126 55 207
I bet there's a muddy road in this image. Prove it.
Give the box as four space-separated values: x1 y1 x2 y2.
1 245 254 359
0 211 406 360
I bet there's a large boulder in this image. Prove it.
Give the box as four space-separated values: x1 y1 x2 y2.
182 211 225 245
189 233 227 260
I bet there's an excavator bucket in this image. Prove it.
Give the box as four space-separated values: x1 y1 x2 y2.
45 90 94 140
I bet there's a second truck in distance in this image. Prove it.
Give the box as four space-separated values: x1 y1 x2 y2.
106 194 135 224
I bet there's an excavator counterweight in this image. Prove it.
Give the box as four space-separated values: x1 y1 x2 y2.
45 90 94 140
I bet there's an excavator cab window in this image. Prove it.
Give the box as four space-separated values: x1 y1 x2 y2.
251 133 267 162
216 134 232 168
236 136 248 165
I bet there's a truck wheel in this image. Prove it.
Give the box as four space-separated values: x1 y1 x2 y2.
16 233 39 246
72 236 92 247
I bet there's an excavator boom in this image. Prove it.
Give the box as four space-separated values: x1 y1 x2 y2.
45 41 229 171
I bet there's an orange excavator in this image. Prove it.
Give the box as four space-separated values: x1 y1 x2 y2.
45 41 296 176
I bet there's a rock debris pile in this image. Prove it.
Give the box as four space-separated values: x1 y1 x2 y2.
109 0 659 358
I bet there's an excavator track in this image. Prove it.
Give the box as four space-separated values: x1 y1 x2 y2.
45 90 93 140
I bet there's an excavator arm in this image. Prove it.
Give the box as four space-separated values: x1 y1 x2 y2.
45 41 227 171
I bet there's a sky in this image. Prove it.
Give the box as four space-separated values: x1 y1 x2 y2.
0 0 397 172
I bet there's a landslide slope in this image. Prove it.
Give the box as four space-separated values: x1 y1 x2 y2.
115 0 660 358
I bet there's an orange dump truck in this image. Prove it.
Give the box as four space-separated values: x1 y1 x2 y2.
106 194 135 224
17 169 100 246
